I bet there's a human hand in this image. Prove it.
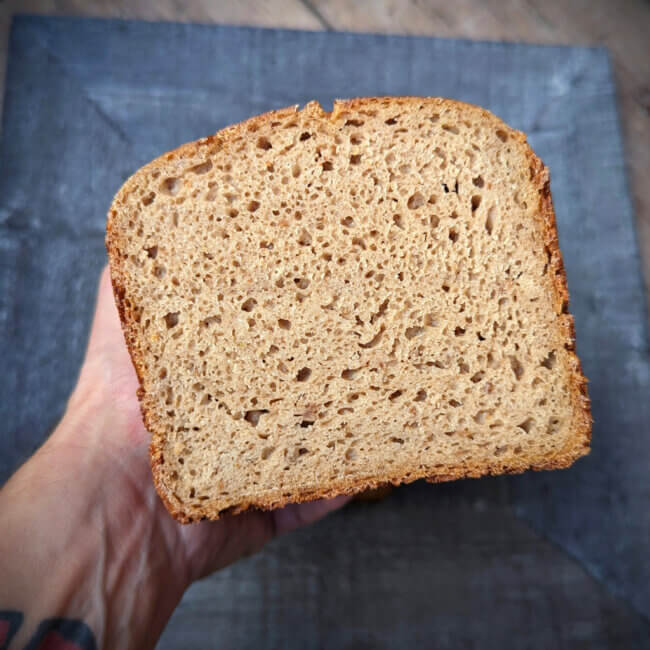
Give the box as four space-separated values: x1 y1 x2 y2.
75 266 349 579
0 266 348 650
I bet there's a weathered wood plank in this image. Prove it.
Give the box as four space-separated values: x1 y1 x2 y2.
1 11 648 649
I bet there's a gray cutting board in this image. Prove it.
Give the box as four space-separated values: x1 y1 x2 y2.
1 16 648 649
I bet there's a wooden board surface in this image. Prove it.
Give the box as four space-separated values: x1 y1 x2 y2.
1 14 648 648
1 0 648 310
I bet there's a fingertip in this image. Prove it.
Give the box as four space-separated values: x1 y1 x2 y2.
273 494 351 535
314 494 353 514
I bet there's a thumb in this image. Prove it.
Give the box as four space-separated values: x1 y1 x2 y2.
85 266 132 364
72 265 141 414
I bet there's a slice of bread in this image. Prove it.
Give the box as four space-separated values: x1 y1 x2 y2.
106 97 591 523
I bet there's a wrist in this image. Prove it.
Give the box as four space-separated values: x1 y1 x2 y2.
0 397 190 649
58 397 191 647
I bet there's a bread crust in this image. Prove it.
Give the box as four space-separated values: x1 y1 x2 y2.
106 97 591 523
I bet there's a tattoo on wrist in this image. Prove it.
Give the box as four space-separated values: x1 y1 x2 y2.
0 611 23 650
24 618 97 650
0 612 96 650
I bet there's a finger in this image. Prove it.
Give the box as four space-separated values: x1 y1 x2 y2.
183 495 351 580
86 265 127 360
272 495 351 536
180 509 276 580
73 265 140 417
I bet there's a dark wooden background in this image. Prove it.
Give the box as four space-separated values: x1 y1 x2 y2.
0 5 648 649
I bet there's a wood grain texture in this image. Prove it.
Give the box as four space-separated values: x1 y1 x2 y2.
160 482 650 649
1 0 647 309
1 13 648 649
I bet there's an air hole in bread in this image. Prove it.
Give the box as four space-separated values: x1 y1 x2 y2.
160 177 180 195
510 356 524 380
485 207 496 235
541 350 557 370
296 367 312 382
244 410 268 427
298 229 312 246
405 326 424 340
547 417 561 435
407 192 425 210
241 298 257 312
518 418 535 433
190 160 213 174
474 410 488 424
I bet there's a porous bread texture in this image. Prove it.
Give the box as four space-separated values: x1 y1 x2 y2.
106 97 591 523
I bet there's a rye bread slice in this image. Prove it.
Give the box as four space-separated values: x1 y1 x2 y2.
106 97 591 522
